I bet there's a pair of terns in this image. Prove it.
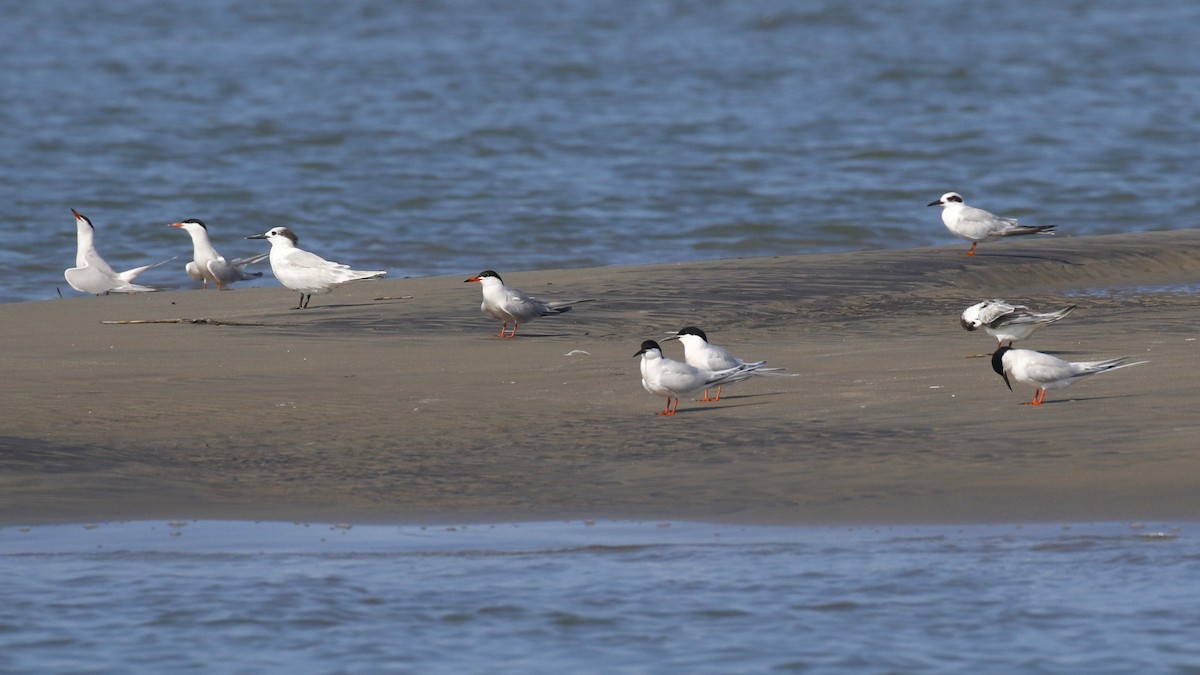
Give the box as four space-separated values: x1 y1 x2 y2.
66 210 268 295
636 327 794 416
961 299 1146 405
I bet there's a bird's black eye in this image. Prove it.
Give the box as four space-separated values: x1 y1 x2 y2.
949 195 963 203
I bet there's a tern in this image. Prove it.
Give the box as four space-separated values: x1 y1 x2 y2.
170 219 268 289
464 270 594 337
634 339 763 415
246 226 385 309
961 300 1077 345
64 209 171 295
991 345 1146 405
661 326 791 401
928 192 1056 256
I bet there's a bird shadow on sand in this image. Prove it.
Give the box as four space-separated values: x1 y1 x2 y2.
971 252 1083 265
481 331 585 339
278 299 401 312
669 391 788 413
1013 393 1138 406
666 400 774 415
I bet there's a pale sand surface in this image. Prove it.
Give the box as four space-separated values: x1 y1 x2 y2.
2 231 1199 526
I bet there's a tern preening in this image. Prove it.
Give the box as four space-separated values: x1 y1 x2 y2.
170 219 268 289
991 345 1146 405
928 192 1056 256
246 226 385 309
634 340 763 416
64 209 171 295
661 326 792 401
961 300 1077 346
464 270 594 338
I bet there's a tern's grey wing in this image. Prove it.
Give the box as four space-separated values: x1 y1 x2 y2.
655 360 707 396
975 300 1020 325
282 248 344 270
1019 353 1077 384
505 287 554 322
963 205 1017 229
116 257 173 283
232 252 270 269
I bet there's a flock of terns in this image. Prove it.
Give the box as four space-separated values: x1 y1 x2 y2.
62 192 1147 414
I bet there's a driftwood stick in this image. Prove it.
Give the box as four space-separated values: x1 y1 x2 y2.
101 318 264 326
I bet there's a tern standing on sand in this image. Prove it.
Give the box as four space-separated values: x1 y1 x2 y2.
635 340 763 416
928 192 1056 256
247 226 385 309
661 326 790 401
465 270 593 338
991 345 1146 405
64 209 171 295
170 219 268 289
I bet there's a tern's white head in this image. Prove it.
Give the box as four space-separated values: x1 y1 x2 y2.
246 227 299 247
464 270 503 286
927 192 964 208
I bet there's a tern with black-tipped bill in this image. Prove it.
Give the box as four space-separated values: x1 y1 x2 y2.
635 340 763 415
247 227 385 309
662 326 791 401
991 345 1146 405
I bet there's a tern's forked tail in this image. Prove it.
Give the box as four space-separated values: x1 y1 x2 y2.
1000 224 1057 237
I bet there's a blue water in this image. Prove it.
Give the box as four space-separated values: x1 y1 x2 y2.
2 520 1198 673
2 1 1198 303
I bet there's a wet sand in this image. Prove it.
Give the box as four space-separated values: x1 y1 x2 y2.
2 230 1199 526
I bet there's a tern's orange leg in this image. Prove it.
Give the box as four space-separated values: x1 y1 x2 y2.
507 323 520 338
657 398 678 416
966 242 977 257
699 386 724 402
496 322 509 337
1024 388 1046 405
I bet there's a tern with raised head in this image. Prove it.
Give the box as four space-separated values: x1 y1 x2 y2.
64 209 171 295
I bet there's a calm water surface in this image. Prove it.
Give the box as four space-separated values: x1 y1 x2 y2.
1 1 1198 303
2 520 1198 673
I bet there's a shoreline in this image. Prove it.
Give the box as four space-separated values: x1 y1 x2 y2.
3 230 1200 527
